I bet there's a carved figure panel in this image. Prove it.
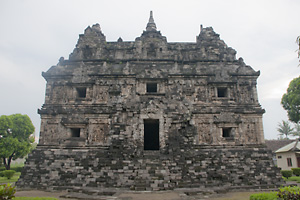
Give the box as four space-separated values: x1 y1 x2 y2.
51 86 68 103
197 123 213 144
93 85 108 103
196 86 207 102
43 123 58 144
88 123 109 144
245 122 258 144
238 85 252 103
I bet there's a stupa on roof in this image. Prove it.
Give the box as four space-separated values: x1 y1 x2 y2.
17 11 283 192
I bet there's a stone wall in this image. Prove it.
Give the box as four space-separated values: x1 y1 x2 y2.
17 144 283 191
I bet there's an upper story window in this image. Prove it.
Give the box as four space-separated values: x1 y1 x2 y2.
222 127 234 141
217 87 227 97
76 87 87 98
147 83 157 93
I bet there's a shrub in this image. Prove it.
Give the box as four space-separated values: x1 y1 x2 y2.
281 170 293 179
292 168 300 176
249 192 277 200
11 166 23 173
288 176 300 183
277 186 300 200
3 170 15 179
0 183 16 200
0 167 5 172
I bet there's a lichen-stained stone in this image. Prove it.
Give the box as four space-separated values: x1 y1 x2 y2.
17 11 283 191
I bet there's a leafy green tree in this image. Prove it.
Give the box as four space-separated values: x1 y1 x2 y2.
277 120 294 139
0 114 35 170
281 76 300 123
0 115 12 137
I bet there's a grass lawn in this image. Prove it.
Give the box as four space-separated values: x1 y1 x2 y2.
0 172 21 183
14 198 58 200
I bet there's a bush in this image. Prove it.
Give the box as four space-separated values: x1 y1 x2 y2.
292 168 300 176
0 183 16 200
288 176 300 183
11 166 23 173
277 186 300 199
3 170 15 179
281 170 293 178
249 192 277 200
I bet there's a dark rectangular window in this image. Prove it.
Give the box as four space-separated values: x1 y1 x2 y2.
217 88 227 97
287 158 293 167
147 83 157 93
144 119 159 150
76 87 87 98
71 128 80 137
222 128 232 138
278 156 282 159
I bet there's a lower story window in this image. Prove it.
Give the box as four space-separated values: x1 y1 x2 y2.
71 128 80 137
287 158 293 167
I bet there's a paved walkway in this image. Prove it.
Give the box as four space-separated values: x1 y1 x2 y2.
15 189 265 200
15 181 298 200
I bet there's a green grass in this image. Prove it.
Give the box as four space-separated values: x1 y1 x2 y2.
249 192 278 200
14 197 58 200
0 172 21 183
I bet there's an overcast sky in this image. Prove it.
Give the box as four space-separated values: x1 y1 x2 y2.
0 0 299 140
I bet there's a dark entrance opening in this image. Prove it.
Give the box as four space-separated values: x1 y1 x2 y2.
144 119 159 150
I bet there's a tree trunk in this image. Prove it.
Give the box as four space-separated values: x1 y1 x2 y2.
7 154 13 170
2 153 14 170
3 157 9 170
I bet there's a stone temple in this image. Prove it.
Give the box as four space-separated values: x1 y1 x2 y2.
17 12 283 191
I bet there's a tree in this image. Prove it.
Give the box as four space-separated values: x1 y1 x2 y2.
277 120 294 139
0 114 35 170
292 123 300 138
281 76 300 123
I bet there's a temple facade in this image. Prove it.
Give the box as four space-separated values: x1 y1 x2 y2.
17 12 283 192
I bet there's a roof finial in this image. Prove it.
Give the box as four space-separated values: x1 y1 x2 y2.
146 11 157 32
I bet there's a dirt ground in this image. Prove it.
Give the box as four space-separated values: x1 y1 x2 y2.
15 189 263 200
